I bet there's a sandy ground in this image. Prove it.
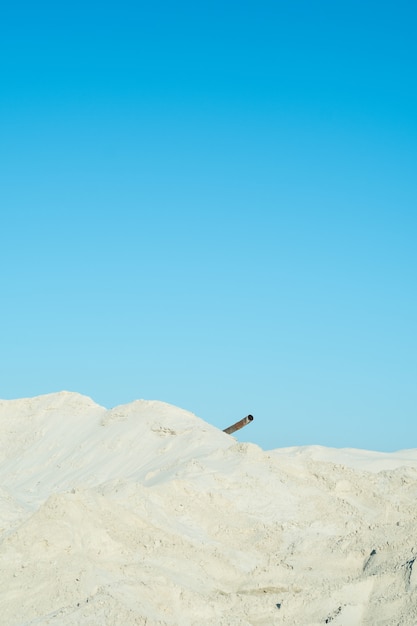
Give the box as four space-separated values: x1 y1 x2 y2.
1 391 417 625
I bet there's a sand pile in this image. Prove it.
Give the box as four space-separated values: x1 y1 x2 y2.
1 392 417 625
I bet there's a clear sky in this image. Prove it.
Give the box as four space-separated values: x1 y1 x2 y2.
1 0 416 451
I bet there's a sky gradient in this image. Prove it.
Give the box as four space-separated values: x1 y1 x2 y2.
1 0 416 451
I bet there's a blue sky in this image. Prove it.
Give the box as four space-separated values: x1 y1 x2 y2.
1 1 416 451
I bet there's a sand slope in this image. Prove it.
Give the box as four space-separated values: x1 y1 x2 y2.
1 392 417 625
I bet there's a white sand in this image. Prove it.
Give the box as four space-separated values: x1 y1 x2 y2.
1 391 417 625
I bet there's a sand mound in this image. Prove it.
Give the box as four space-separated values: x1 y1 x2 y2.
1 392 417 625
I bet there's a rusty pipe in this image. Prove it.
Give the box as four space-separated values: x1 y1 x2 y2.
223 415 254 435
